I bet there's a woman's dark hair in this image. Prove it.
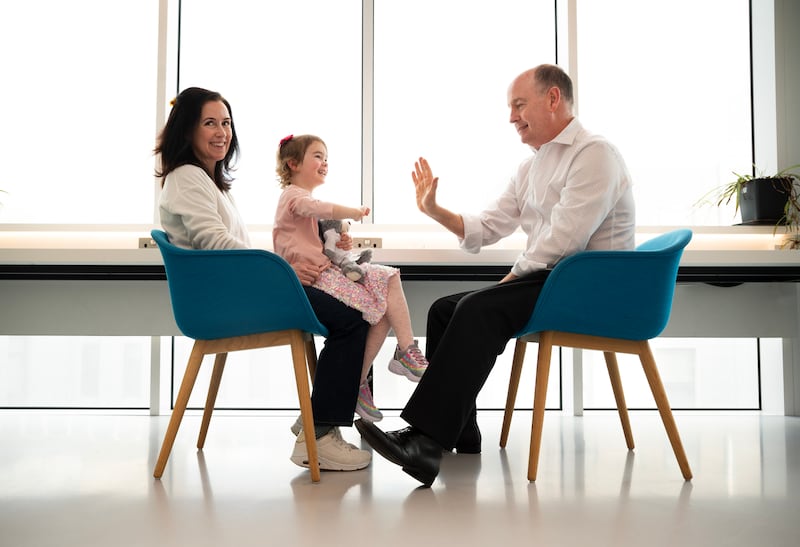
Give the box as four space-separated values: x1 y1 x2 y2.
154 87 240 191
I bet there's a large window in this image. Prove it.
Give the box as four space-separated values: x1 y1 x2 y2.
178 0 363 226
575 0 752 227
583 338 764 410
0 1 771 413
372 0 556 224
169 335 563 411
0 337 150 408
0 0 159 224
0 0 754 227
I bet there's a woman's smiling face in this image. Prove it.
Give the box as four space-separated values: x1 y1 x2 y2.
191 100 231 173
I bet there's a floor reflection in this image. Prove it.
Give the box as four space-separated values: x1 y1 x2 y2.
1 412 799 547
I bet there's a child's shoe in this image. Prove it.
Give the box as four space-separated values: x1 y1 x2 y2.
388 341 428 382
356 380 383 422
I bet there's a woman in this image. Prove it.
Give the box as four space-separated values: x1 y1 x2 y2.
154 87 371 472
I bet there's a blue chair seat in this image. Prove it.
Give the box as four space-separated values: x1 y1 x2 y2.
150 229 328 482
500 229 694 481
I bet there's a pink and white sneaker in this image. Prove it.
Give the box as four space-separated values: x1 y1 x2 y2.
356 380 383 422
388 341 428 383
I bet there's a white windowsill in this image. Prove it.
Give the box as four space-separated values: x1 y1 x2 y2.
0 224 798 267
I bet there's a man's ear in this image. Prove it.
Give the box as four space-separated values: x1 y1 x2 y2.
547 86 561 111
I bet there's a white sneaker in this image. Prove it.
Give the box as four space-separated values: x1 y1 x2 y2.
291 427 371 471
290 414 303 436
329 426 360 450
291 418 359 449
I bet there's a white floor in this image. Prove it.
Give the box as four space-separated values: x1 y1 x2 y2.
1 410 798 547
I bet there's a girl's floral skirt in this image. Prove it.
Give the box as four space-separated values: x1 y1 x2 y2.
313 263 398 325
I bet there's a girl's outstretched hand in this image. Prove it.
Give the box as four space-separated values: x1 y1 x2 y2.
356 205 371 220
412 157 439 216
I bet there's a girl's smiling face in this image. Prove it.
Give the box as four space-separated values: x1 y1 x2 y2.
290 141 328 190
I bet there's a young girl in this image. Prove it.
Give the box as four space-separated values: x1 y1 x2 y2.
273 134 427 423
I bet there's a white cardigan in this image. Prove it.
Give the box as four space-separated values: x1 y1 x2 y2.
158 164 251 250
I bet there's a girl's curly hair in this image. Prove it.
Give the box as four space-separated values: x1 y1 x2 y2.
275 134 326 188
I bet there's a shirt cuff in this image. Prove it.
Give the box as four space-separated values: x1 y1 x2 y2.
511 255 549 277
458 213 484 253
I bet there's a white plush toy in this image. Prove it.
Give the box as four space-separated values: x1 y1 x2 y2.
318 219 373 282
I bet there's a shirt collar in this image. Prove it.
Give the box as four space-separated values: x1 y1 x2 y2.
548 117 582 146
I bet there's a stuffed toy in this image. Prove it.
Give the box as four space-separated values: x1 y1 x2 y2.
319 219 373 282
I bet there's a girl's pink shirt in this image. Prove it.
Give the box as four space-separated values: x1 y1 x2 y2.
272 185 335 270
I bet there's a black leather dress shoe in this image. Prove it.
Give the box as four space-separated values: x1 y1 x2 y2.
354 420 442 487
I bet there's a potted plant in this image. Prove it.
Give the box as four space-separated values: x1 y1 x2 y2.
698 164 800 248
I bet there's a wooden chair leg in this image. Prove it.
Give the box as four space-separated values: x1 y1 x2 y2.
529 332 554 481
198 352 228 449
637 341 693 480
290 331 320 482
501 339 527 447
604 351 634 450
154 342 205 478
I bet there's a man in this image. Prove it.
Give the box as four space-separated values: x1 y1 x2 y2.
355 64 636 486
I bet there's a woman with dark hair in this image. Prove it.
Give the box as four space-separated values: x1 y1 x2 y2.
154 87 372 472
155 87 247 249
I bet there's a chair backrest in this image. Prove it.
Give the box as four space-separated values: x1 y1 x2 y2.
517 229 693 341
151 230 328 340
